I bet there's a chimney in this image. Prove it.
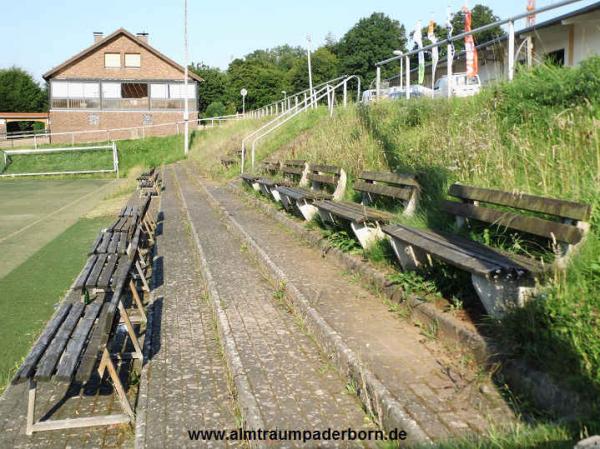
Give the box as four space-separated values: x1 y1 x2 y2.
93 32 104 43
136 32 149 43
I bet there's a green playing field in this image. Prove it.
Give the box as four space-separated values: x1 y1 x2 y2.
0 178 115 279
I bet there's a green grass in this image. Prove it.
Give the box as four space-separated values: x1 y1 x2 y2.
0 215 113 389
195 58 600 433
1 132 194 178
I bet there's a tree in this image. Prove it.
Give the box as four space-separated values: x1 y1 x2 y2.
0 67 47 112
189 62 228 113
336 13 407 83
288 47 339 93
204 101 227 118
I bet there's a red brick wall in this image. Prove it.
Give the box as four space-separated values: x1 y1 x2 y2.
49 110 198 144
53 34 186 81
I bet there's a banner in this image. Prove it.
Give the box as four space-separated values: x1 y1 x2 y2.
428 20 439 85
463 5 479 78
527 0 536 26
414 21 425 84
446 8 455 72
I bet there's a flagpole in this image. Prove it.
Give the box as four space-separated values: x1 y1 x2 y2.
183 0 189 156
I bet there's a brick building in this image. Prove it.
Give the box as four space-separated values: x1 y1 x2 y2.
43 28 202 143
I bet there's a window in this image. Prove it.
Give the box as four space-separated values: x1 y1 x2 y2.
51 81 99 98
102 82 122 98
122 83 148 98
168 83 196 99
545 49 565 66
104 53 121 68
125 53 141 68
150 83 168 99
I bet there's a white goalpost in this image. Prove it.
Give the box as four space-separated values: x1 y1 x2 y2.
0 142 119 178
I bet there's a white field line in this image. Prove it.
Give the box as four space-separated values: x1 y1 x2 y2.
0 181 115 244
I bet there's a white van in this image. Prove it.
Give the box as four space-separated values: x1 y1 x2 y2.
434 73 481 98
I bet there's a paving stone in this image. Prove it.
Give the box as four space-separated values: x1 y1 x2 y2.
172 165 375 448
186 165 517 441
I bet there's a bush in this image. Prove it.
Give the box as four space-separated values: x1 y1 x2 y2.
204 101 227 118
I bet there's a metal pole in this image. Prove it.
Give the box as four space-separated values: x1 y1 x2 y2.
405 56 410 100
183 0 190 156
376 67 381 100
343 79 348 107
307 35 314 107
527 36 533 68
508 20 515 81
400 57 403 90
447 45 453 98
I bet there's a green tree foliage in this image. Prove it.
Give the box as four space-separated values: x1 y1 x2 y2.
288 47 339 93
190 62 229 113
0 67 47 112
335 13 407 83
204 101 227 118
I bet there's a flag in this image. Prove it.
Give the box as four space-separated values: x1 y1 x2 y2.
414 21 425 84
527 0 536 26
446 8 455 72
463 5 479 78
428 20 439 84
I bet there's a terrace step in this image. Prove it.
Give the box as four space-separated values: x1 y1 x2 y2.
183 162 517 442
171 165 375 447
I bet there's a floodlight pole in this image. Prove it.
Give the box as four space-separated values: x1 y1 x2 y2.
307 35 314 108
183 0 190 156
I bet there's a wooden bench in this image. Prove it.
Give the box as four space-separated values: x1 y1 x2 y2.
138 169 162 197
255 160 308 202
383 184 591 317
220 149 242 168
315 171 420 249
276 164 347 221
240 160 281 192
13 197 157 435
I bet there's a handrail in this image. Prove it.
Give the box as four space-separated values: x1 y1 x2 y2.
248 77 352 170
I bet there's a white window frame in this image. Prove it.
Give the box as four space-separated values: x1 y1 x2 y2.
124 53 141 68
104 53 121 68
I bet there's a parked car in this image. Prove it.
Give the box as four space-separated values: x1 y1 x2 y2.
388 85 433 99
433 73 481 98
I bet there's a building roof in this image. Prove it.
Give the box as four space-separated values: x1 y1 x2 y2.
43 28 203 82
518 1 600 37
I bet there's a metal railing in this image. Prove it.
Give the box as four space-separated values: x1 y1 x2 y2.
373 0 585 100
242 75 360 172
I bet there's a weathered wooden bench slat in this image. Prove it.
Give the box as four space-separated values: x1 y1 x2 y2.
307 173 337 185
360 171 419 187
317 200 395 223
448 184 592 221
97 254 119 289
285 160 306 166
97 232 111 253
278 186 332 201
281 167 304 175
35 303 85 380
74 255 98 290
107 233 119 254
85 254 108 289
353 180 413 201
74 302 114 383
54 303 103 382
383 224 530 277
118 232 128 255
442 200 585 245
310 164 340 174
89 233 104 255
12 304 72 384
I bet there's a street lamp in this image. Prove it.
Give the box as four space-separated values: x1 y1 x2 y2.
240 88 248 115
306 35 314 107
183 0 190 155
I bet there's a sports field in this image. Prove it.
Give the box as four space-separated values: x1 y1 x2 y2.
0 178 116 278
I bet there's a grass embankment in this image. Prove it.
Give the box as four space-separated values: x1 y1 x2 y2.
0 215 113 389
1 132 193 177
199 59 600 446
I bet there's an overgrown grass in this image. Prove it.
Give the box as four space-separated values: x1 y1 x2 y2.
0 215 113 390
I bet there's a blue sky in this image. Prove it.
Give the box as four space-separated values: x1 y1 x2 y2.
0 0 595 81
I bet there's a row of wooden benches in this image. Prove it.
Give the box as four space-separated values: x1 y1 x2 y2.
241 159 592 317
13 189 159 435
137 167 162 197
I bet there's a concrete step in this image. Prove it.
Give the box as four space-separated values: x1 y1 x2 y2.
171 165 376 448
136 166 241 449
182 161 517 443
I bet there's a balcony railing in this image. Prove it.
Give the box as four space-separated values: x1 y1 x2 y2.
51 97 197 111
